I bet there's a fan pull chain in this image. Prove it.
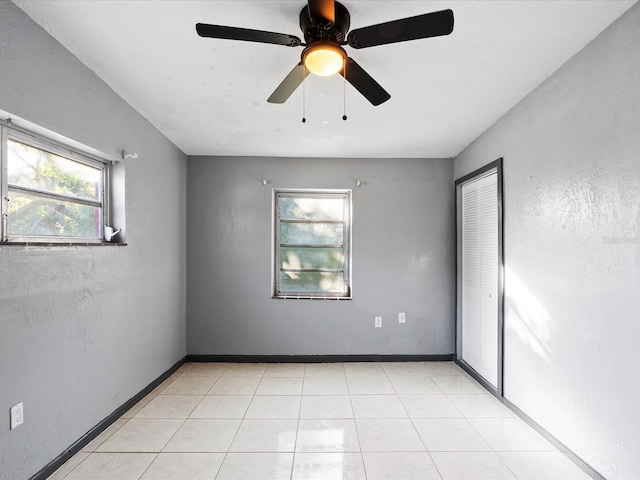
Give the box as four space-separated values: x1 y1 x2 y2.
302 64 307 123
342 59 348 121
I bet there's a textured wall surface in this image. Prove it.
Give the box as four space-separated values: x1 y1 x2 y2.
187 156 455 356
454 4 640 478
0 3 187 479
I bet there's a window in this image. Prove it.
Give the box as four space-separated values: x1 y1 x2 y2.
1 123 109 243
273 190 352 299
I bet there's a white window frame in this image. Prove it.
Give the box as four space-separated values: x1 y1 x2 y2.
0 122 110 243
273 189 352 299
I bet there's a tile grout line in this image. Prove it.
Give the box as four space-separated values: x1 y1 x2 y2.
385 364 437 479
133 453 160 480
435 365 555 480
343 363 370 480
213 363 257 480
48 362 587 480
148 364 228 480
288 364 309 480
51 451 91 480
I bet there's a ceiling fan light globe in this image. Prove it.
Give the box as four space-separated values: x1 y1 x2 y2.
303 44 346 77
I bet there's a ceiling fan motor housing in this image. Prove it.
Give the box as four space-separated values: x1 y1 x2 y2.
300 1 351 44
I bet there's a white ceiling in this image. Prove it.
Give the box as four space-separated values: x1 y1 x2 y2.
14 0 636 158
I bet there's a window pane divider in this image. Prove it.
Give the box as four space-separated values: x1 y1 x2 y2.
280 268 344 273
280 219 344 224
8 184 103 208
280 243 344 248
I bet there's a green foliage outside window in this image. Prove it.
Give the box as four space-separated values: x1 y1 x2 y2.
7 139 102 238
276 192 350 297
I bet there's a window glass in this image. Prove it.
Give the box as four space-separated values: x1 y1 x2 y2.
8 140 101 201
279 271 346 293
274 191 351 299
280 222 344 245
2 132 107 241
7 191 102 238
279 197 344 221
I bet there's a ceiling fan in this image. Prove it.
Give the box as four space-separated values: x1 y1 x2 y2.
196 0 454 106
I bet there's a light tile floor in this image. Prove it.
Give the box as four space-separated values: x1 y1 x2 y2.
48 362 592 480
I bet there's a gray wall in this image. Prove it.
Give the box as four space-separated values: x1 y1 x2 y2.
454 4 640 479
0 3 187 480
187 156 455 356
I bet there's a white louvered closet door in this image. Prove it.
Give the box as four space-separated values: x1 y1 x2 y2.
461 171 498 387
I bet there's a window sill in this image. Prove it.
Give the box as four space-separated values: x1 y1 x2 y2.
0 241 127 247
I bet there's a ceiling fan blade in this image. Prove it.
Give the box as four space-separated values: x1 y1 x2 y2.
340 57 390 106
196 23 301 47
267 63 310 104
347 9 454 49
308 0 335 24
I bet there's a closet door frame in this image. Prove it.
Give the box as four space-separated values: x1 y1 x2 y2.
455 158 504 397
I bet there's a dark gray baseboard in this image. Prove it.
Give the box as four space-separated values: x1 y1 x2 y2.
454 359 605 480
501 398 605 480
30 356 186 480
31 353 457 479
187 354 455 363
455 358 499 395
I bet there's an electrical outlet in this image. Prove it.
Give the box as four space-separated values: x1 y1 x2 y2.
10 402 23 430
375 316 382 328
399 312 406 324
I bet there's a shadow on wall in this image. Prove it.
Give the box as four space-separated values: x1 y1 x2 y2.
505 267 552 363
